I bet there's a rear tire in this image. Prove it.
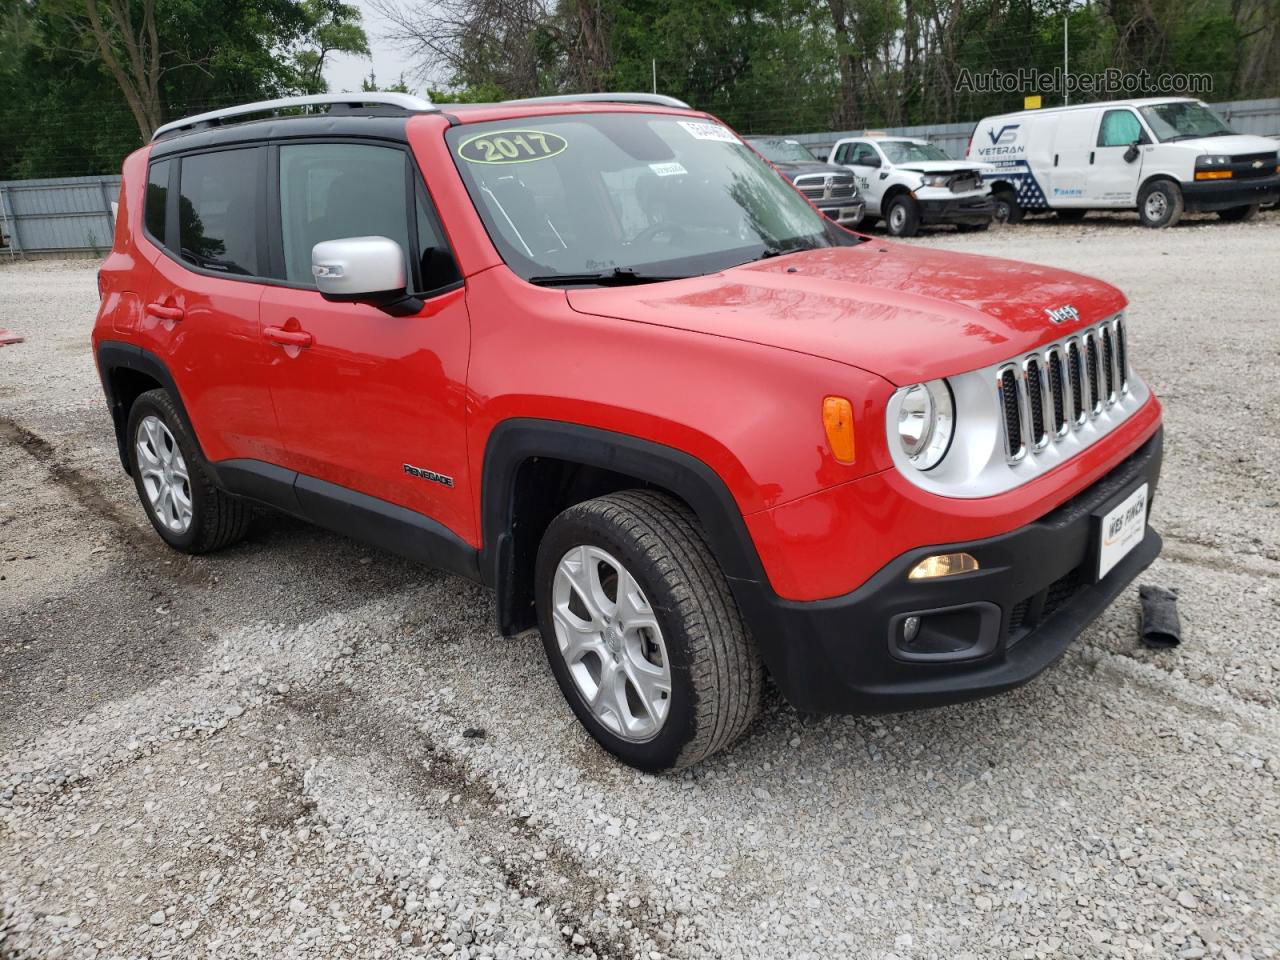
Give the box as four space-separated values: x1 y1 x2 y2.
1137 180 1183 228
1218 204 1259 223
535 490 762 771
885 195 921 237
992 188 1023 224
126 389 251 553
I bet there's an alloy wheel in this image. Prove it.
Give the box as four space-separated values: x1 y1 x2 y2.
551 545 672 741
135 415 193 534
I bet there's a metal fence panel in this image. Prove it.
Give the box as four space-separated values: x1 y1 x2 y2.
0 175 121 256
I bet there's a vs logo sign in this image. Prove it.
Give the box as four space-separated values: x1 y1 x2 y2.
987 124 1020 145
1045 304 1080 325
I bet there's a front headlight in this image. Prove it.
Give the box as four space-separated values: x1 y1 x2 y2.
897 380 955 470
1196 154 1231 166
920 174 949 188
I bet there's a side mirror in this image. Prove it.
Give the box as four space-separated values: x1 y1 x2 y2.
865 155 881 168
311 236 421 315
1124 141 1141 163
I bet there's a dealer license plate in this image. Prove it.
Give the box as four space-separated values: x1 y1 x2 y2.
1097 483 1148 580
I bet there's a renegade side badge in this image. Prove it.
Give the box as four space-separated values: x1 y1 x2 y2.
403 464 454 488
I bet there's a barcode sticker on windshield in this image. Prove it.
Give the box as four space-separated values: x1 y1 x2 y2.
678 121 739 143
649 161 688 177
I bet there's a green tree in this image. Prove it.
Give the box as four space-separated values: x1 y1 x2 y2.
0 0 371 179
290 0 371 94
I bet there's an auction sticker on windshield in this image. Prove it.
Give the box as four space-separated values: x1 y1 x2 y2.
678 120 739 143
457 130 567 164
649 161 688 177
1097 483 1148 579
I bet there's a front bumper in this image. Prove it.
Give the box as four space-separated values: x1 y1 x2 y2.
819 198 866 226
1182 174 1280 211
736 429 1163 714
917 193 995 225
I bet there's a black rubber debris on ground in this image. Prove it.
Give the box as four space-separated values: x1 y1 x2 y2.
1139 584 1183 648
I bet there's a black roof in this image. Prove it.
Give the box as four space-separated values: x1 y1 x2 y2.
149 114 415 157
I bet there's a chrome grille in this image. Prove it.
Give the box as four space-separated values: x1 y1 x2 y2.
1083 331 1102 416
999 317 1131 464
1023 356 1049 450
1100 325 1116 403
1045 346 1068 436
794 172 857 201
1067 340 1085 424
998 366 1025 461
1114 316 1128 392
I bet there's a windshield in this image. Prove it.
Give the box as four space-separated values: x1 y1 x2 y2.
1139 101 1234 142
879 141 952 163
446 113 850 282
749 138 819 164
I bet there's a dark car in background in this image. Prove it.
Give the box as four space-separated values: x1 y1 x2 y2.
747 137 865 228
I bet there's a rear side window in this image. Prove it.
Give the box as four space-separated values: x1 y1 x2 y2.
145 160 169 244
278 143 411 286
1098 110 1145 147
177 149 261 275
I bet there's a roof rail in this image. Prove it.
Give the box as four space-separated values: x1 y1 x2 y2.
503 92 691 110
151 92 437 142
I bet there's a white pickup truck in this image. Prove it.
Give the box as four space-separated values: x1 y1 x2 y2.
829 135 994 236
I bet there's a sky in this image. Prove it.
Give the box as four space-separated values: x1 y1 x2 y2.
324 0 423 94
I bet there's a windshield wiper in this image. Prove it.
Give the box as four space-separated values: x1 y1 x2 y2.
745 241 824 264
527 267 688 287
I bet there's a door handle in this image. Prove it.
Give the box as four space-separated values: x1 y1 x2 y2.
264 326 314 348
1053 154 1059 167
1089 151 1095 164
145 302 184 321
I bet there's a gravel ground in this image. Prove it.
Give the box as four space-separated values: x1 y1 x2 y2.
2 212 1279 960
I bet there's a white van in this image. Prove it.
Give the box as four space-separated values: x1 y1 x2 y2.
966 97 1279 227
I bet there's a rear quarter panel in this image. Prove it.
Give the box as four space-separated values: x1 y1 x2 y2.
94 148 162 345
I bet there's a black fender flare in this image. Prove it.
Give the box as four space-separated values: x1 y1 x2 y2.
479 419 772 635
95 340 202 473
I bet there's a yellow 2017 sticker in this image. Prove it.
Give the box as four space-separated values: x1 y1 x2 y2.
457 130 567 164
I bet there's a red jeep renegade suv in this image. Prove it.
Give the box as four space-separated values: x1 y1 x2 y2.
93 92 1164 770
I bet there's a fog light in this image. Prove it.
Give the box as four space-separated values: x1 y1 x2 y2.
902 615 921 643
908 552 979 580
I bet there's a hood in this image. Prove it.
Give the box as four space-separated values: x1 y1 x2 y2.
1163 133 1278 155
895 160 986 175
566 243 1127 385
772 160 849 180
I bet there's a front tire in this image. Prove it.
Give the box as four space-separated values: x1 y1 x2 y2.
885 195 921 237
1138 180 1183 228
992 188 1023 224
535 490 762 771
1218 204 1259 223
126 389 251 553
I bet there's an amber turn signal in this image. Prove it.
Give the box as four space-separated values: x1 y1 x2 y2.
822 396 855 464
1194 170 1232 180
907 552 979 580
